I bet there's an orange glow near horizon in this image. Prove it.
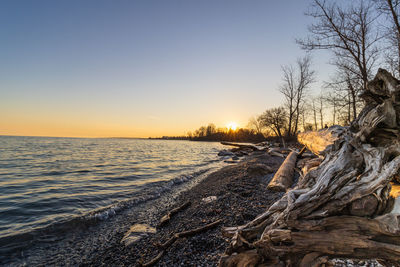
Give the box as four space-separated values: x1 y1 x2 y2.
227 122 238 131
0 112 248 138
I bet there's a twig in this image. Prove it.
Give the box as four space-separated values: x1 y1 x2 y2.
141 219 222 266
141 251 164 267
298 145 307 157
158 201 191 227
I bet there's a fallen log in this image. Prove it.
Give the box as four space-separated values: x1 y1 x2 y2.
219 69 400 266
267 151 298 192
220 142 259 151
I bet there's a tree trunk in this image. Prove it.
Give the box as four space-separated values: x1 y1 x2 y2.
219 69 400 266
312 100 318 130
348 79 357 121
332 97 336 125
319 98 324 129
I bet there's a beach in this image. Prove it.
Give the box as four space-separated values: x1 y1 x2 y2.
82 150 285 266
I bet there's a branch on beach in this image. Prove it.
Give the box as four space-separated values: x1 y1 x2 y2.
141 219 222 267
219 69 400 266
158 201 191 227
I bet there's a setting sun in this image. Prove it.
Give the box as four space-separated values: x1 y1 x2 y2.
227 122 238 131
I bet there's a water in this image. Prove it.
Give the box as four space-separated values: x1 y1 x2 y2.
0 136 226 264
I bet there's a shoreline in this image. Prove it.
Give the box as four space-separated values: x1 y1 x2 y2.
3 161 228 266
5 145 384 266
84 150 285 266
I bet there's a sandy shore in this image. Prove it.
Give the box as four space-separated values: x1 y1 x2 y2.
83 150 285 266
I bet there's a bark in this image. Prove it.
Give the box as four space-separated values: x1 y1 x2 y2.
158 201 191 227
297 125 346 155
267 151 298 192
219 69 400 266
220 142 259 151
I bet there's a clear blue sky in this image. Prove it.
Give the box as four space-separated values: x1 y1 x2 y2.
0 0 333 137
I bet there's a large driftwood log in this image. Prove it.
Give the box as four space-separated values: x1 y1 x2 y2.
221 142 260 151
267 151 298 192
297 125 347 155
219 69 400 266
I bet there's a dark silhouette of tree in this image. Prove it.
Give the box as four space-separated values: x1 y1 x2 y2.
247 116 265 135
188 124 264 142
259 107 287 139
206 123 216 136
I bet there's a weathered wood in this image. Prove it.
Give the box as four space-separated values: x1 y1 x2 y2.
297 125 347 155
220 69 400 266
219 250 262 267
158 201 190 227
267 151 298 192
298 146 307 157
300 157 322 176
220 142 259 151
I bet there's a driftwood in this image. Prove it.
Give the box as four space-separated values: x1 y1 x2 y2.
267 151 298 192
219 69 400 266
221 142 259 151
158 201 191 227
141 219 222 266
297 125 346 155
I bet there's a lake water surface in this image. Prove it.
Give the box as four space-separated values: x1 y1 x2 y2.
0 136 226 265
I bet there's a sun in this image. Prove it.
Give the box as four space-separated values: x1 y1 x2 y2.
227 122 238 131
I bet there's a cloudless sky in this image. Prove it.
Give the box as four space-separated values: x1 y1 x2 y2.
0 0 333 138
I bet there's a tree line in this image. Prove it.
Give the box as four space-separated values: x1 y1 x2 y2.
187 124 265 142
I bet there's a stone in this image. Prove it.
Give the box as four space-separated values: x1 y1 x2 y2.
121 224 156 247
218 150 235 157
202 196 217 203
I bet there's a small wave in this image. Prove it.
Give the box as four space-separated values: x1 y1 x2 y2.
75 169 91 173
44 171 65 176
0 168 214 264
40 169 92 176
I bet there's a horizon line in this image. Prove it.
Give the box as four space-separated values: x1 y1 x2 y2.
0 134 150 139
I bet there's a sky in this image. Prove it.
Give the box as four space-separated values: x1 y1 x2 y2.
0 0 334 138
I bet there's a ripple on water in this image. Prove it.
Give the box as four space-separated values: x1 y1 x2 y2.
0 136 226 264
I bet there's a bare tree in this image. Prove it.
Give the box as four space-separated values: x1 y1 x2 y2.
259 107 287 140
323 91 339 125
311 98 318 130
326 69 362 122
247 116 265 135
298 0 380 90
375 0 400 77
318 95 324 128
279 55 315 136
324 65 365 125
